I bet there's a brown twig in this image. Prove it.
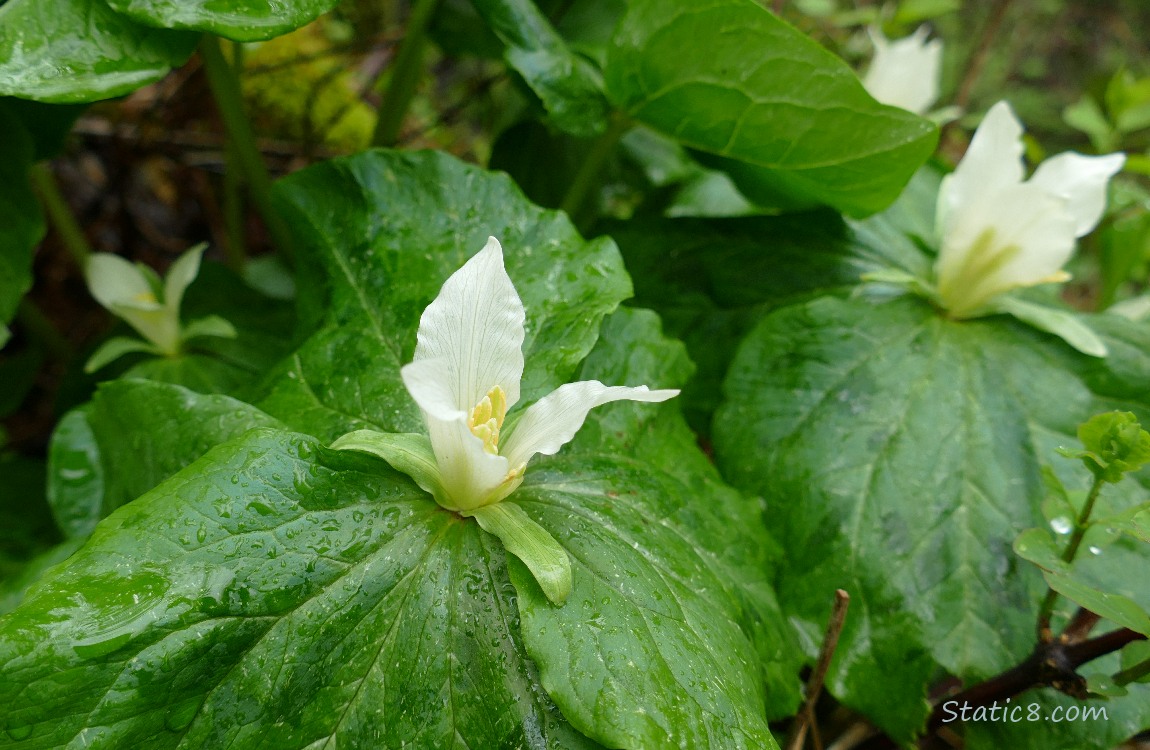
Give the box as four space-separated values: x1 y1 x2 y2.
1061 608 1102 644
787 590 851 750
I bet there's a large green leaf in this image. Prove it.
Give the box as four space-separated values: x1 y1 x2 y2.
470 0 611 137
714 295 1150 740
1 310 796 748
604 0 937 217
0 103 44 332
47 380 284 539
105 0 341 42
260 149 633 441
0 0 196 103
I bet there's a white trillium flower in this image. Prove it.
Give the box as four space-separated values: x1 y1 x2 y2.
332 237 679 604
84 244 236 372
934 102 1125 352
863 26 942 116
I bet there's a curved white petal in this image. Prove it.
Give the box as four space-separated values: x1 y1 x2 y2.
411 237 526 413
502 381 679 468
936 181 1076 317
85 254 159 311
1029 151 1126 237
426 413 516 511
402 358 468 422
862 26 942 116
164 244 205 314
937 101 1025 236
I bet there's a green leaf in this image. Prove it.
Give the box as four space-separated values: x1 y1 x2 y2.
715 295 1150 740
47 380 284 538
84 336 163 374
0 102 44 332
261 149 633 441
104 0 341 42
470 501 572 605
470 0 611 137
181 315 238 342
604 0 938 217
1 429 603 749
0 0 196 103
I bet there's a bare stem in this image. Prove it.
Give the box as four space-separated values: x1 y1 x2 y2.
1036 475 1106 640
786 589 850 750
29 163 91 267
371 0 442 147
558 113 630 228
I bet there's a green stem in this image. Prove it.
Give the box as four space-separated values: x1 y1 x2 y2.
1036 475 1106 639
199 34 294 264
1114 654 1150 686
222 41 247 272
558 114 630 227
16 299 72 361
29 163 91 267
371 0 443 147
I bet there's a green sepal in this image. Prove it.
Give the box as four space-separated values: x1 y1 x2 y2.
994 296 1109 358
83 336 163 373
329 429 445 502
468 501 572 606
182 314 238 342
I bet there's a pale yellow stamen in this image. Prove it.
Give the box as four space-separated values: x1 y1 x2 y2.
133 290 159 305
468 385 508 455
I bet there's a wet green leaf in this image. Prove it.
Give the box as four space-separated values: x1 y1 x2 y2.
105 0 341 42
0 0 196 103
605 0 937 217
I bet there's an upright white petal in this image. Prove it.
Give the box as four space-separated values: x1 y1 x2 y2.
1030 151 1126 237
411 237 526 412
164 244 205 315
502 381 679 469
936 181 1076 318
863 26 942 116
86 254 159 311
937 102 1026 236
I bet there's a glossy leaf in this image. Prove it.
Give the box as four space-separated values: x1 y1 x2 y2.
604 0 937 217
715 296 1150 740
0 0 196 103
260 149 633 442
470 0 610 137
105 0 341 42
47 380 284 539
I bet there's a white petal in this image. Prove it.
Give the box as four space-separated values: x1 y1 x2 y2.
937 101 1025 238
936 181 1076 317
1029 151 1126 237
502 381 679 468
425 413 516 511
862 26 942 116
85 254 159 311
402 358 467 422
164 244 205 314
411 237 526 413
109 303 182 354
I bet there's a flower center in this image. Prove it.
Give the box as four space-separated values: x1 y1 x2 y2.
133 290 160 305
468 385 508 455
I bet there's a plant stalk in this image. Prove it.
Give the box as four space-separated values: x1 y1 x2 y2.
16 299 72 361
559 113 630 227
29 163 92 267
1036 475 1106 640
372 0 443 147
199 34 294 263
786 589 850 750
222 41 247 272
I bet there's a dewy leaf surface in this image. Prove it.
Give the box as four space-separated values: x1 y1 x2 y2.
469 0 611 137
605 0 937 217
260 149 632 441
105 0 341 42
715 295 1150 740
0 0 196 102
0 430 602 749
47 380 285 539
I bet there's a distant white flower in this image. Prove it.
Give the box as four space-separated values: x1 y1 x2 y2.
935 101 1126 320
332 237 679 604
84 244 235 371
863 26 942 115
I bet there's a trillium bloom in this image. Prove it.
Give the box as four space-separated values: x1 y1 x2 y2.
935 101 1126 321
863 26 942 115
332 237 679 603
84 244 236 371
